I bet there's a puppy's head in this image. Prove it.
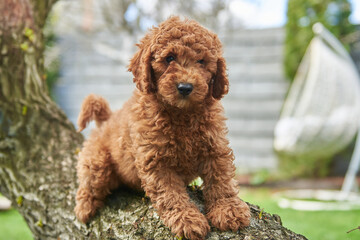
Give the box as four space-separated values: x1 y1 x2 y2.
128 16 229 109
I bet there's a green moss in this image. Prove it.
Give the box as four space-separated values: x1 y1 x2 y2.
45 58 59 99
43 13 60 100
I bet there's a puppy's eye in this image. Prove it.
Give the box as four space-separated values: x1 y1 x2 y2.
166 55 175 63
197 59 205 64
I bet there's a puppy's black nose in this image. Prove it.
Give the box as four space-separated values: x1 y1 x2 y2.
177 83 193 96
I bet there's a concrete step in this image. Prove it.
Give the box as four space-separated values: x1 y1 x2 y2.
59 68 133 84
228 61 284 77
55 83 134 112
224 99 283 119
224 45 283 63
60 52 120 66
227 119 276 137
226 81 288 100
220 28 284 46
229 136 274 155
228 73 287 84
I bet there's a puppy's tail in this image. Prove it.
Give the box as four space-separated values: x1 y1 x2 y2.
77 94 112 132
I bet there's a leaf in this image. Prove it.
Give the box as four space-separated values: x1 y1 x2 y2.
22 106 27 116
24 27 34 38
16 196 23 206
20 42 29 52
74 147 81 155
36 218 43 227
189 177 203 187
28 34 35 43
259 208 264 220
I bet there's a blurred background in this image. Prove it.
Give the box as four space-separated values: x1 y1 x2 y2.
1 0 360 239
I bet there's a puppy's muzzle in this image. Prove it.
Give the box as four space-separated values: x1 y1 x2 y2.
177 83 193 96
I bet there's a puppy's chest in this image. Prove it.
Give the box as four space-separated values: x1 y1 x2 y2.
164 126 212 169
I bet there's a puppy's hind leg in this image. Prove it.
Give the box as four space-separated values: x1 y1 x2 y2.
74 142 119 223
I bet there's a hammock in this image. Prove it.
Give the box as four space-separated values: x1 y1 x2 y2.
274 23 360 158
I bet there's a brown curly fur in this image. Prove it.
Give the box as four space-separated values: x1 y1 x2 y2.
74 16 250 240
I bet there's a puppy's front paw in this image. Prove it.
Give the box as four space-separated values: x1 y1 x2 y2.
74 201 93 223
206 197 250 231
74 190 102 223
74 198 99 223
164 207 210 240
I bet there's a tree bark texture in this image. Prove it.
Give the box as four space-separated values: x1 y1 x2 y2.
0 0 307 239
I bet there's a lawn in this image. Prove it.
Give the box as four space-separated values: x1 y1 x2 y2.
239 187 360 240
0 208 32 240
1 188 360 240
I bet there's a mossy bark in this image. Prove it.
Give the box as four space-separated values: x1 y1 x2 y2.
0 0 307 239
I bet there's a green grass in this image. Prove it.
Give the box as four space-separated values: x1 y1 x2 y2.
240 188 360 240
0 209 33 240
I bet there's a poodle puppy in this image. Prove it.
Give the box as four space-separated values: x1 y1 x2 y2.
74 16 250 240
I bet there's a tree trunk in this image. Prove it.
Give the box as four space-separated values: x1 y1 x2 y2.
0 1 307 239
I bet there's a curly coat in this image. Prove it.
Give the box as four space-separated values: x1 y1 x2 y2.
74 16 250 240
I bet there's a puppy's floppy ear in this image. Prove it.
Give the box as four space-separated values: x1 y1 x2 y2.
212 56 229 99
128 43 156 93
